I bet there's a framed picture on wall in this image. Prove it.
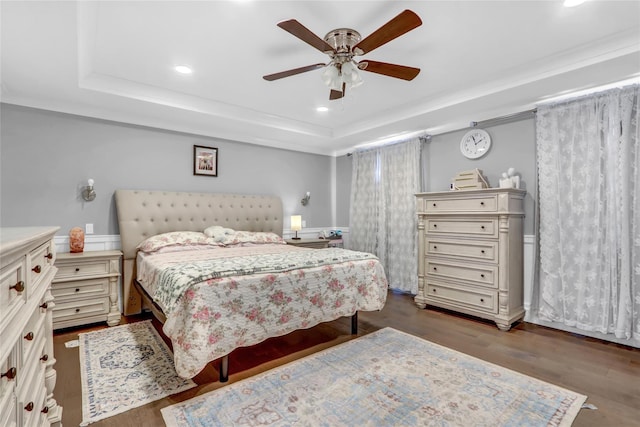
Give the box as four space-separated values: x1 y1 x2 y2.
194 145 218 177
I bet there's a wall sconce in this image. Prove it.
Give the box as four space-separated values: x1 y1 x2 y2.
82 178 96 202
290 215 302 240
301 192 310 206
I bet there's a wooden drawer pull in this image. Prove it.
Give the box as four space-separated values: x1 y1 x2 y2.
45 253 53 260
480 298 485 302
432 203 436 207
480 274 485 278
1 367 16 380
433 267 437 271
480 225 485 230
481 250 485 254
75 288 80 293
40 354 49 362
75 268 80 272
480 201 485 206
10 281 25 292
24 332 34 341
32 265 41 273
24 402 34 412
42 406 49 414
75 308 81 313
433 245 437 249
40 302 48 310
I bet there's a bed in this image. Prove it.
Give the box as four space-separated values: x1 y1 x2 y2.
114 190 388 381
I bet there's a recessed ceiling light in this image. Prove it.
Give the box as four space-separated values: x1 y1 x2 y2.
563 0 585 7
174 65 193 74
316 106 329 112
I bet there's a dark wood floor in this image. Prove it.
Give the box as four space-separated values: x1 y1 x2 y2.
52 291 640 426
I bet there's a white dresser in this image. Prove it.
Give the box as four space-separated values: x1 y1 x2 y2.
415 189 526 331
0 227 63 426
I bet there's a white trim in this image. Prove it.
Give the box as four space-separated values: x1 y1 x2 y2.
523 234 535 319
54 234 121 254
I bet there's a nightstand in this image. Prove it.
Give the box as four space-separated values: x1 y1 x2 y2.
51 250 122 329
285 238 330 249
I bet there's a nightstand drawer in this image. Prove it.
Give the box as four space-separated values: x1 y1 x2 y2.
426 238 498 262
426 259 497 288
52 297 109 322
51 277 110 302
55 259 111 279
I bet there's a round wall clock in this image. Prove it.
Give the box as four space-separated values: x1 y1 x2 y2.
460 129 492 159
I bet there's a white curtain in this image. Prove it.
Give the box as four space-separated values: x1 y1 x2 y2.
349 138 421 294
535 85 640 340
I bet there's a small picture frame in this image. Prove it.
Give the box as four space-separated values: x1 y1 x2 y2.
193 145 218 177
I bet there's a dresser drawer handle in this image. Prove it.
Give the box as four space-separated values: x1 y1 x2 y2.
433 245 437 249
40 302 48 310
75 308 80 313
32 265 41 273
1 367 16 380
433 224 437 228
432 288 437 293
10 281 25 293
480 298 485 303
42 406 49 414
480 274 485 278
480 225 485 230
45 253 53 260
40 354 49 362
432 203 436 207
75 268 80 272
24 402 34 412
481 250 485 254
433 267 437 271
24 332 34 341
75 288 80 293
480 201 485 206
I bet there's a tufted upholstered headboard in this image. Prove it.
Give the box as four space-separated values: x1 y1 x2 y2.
114 189 283 314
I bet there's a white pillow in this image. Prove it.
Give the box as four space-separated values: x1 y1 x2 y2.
137 231 217 253
204 226 235 242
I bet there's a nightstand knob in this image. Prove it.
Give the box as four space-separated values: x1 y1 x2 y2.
432 203 436 207
40 354 49 362
75 268 80 272
45 253 53 260
10 281 24 293
1 367 16 380
75 308 80 313
433 224 437 228
481 250 485 254
75 288 80 293
433 267 437 271
480 201 485 206
24 402 34 412
24 332 34 341
32 265 41 273
480 274 485 278
433 245 437 249
481 225 485 230
480 298 485 303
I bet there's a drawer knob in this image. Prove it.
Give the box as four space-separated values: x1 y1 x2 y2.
25 402 34 412
75 267 80 272
32 265 42 273
480 298 485 302
481 225 485 230
1 367 16 380
40 302 48 310
10 281 25 293
42 406 49 414
481 250 485 254
433 224 437 228
45 253 53 260
433 267 437 271
24 332 34 341
432 203 436 207
432 288 437 293
480 201 485 206
481 274 485 278
40 354 49 362
75 308 80 313
75 288 80 293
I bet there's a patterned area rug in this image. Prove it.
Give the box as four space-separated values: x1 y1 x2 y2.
162 327 587 427
79 320 196 425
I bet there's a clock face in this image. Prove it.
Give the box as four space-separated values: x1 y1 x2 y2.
460 129 491 159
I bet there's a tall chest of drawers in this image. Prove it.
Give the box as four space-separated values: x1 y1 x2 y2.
415 189 526 331
0 227 63 426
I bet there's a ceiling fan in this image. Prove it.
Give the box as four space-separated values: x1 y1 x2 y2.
263 9 422 100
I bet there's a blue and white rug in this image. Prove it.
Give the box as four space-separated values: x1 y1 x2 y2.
79 320 196 426
162 327 587 426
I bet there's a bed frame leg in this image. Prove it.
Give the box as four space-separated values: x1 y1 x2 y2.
220 355 229 383
351 312 358 335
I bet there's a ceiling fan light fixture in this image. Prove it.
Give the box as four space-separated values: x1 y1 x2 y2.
341 61 363 88
322 64 343 91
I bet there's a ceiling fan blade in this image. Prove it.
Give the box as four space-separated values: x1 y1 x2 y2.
358 60 420 81
329 83 347 100
277 19 336 54
263 63 326 81
353 10 422 55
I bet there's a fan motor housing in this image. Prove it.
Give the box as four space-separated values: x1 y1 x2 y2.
324 28 361 60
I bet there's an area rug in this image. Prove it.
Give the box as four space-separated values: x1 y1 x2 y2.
162 327 587 427
79 320 196 425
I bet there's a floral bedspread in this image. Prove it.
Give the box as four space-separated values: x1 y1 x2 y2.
137 245 388 378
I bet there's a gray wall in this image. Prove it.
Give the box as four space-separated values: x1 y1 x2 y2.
1 104 333 236
336 118 537 235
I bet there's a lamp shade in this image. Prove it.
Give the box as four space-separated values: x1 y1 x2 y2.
290 215 302 231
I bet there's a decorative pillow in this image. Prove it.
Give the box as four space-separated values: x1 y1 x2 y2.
137 231 217 253
203 226 235 242
220 231 285 246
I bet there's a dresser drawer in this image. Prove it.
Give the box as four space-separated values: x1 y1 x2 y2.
426 282 497 313
28 242 54 290
52 297 109 323
426 259 497 288
426 218 497 238
51 277 110 302
0 387 16 427
17 360 47 427
424 195 497 213
55 259 111 280
0 347 18 410
19 306 47 372
0 258 26 321
426 238 498 262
